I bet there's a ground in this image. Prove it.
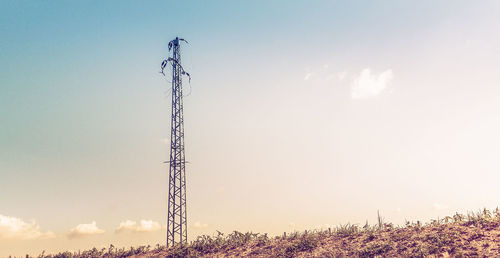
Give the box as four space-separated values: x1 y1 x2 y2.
39 209 500 257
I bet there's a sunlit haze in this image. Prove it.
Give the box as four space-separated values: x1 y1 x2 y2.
2 1 500 256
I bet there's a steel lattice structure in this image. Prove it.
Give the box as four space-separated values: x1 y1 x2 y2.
161 37 190 247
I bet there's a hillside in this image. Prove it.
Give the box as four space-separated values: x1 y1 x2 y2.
39 209 500 257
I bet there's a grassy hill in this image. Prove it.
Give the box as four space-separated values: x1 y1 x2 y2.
37 209 500 257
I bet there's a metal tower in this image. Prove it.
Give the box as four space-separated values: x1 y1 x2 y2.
160 37 190 247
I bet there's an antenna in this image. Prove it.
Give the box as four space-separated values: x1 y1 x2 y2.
161 37 190 247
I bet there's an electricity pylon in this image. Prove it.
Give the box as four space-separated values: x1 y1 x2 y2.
160 37 190 247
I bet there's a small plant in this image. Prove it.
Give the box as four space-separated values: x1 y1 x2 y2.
336 223 359 237
377 210 384 230
453 212 464 223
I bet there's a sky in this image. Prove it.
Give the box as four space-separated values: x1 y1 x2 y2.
2 0 500 256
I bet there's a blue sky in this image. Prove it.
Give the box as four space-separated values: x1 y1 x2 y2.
2 0 500 256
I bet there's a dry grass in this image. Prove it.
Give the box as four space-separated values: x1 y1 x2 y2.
34 208 500 257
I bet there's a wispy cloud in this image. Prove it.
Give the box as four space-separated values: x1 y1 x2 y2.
115 219 161 233
351 69 394 99
67 221 105 239
192 221 208 229
433 203 448 211
304 72 314 81
0 214 55 240
304 66 346 82
327 71 347 81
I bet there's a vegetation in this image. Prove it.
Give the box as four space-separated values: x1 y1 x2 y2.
25 208 500 257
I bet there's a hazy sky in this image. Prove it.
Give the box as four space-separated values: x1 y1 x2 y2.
2 0 500 256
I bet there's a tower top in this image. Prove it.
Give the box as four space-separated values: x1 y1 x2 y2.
168 37 188 50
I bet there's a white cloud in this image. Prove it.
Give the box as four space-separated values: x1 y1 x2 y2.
351 69 394 99
0 214 55 240
68 221 105 239
115 220 161 233
304 72 313 81
192 221 208 229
